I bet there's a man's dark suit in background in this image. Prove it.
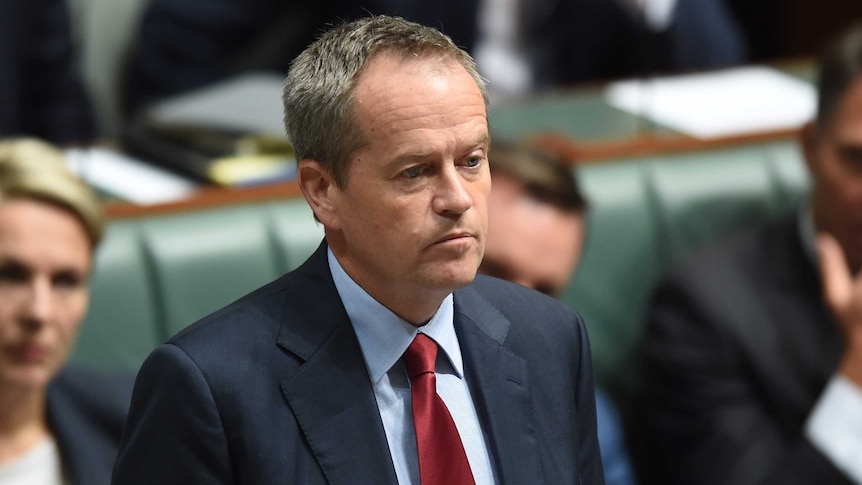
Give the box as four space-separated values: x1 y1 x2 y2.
632 22 862 485
634 218 852 485
0 0 96 144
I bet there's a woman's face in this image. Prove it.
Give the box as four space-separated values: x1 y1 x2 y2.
0 198 92 392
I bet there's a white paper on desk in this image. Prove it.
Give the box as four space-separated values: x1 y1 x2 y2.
65 147 199 205
145 72 287 136
604 66 816 139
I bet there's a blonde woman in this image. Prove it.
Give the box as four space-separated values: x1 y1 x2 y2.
0 139 131 484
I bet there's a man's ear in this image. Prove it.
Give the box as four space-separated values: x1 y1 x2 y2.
297 159 341 229
801 122 820 176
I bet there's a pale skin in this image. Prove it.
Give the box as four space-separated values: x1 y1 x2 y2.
817 234 862 387
806 79 862 389
0 199 91 464
298 53 491 325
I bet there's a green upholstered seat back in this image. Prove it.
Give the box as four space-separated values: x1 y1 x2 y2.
74 222 161 371
72 199 322 372
564 140 810 397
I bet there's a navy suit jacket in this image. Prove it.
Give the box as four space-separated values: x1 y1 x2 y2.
113 241 604 484
46 366 134 485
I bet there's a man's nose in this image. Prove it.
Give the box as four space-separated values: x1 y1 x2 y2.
432 166 473 216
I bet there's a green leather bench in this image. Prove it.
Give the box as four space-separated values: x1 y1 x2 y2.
72 140 810 402
565 140 808 399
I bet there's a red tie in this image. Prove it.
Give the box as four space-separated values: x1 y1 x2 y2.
403 334 476 485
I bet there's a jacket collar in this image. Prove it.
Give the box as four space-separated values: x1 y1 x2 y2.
276 242 542 484
276 241 398 484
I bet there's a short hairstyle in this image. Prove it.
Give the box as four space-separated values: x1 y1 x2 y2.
0 138 104 247
283 15 488 188
816 22 862 128
489 142 587 213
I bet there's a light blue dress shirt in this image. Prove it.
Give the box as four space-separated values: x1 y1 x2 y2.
328 249 497 485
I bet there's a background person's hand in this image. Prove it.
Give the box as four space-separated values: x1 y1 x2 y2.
818 233 862 386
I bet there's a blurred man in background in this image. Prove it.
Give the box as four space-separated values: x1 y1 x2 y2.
0 0 96 144
480 143 637 485
634 22 862 485
121 0 744 113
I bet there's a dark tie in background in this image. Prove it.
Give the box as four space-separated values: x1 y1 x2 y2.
403 334 476 485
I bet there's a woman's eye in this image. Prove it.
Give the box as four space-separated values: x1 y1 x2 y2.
53 272 83 290
0 264 28 284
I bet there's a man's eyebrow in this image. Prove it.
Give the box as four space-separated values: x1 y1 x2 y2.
383 133 490 167
391 151 436 163
471 134 490 149
456 134 490 157
382 151 436 172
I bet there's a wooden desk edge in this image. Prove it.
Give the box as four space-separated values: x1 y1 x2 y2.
529 127 802 164
106 127 802 220
105 180 304 219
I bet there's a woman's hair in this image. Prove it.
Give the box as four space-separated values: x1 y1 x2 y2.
0 138 104 247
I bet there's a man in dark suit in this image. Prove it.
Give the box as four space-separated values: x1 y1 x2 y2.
633 23 862 485
112 16 604 484
122 0 743 114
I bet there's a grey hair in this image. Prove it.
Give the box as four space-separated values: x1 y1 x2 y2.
282 15 488 188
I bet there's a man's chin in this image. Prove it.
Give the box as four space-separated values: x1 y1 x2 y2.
424 265 479 293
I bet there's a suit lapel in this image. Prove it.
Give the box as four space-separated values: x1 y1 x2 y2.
277 242 397 485
454 286 546 484
718 220 841 422
762 220 842 405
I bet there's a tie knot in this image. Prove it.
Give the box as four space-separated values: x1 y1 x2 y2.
403 333 438 380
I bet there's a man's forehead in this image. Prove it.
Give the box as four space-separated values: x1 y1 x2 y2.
359 51 459 82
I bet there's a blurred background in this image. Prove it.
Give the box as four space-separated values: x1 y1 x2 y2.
4 2 862 484
7 0 860 196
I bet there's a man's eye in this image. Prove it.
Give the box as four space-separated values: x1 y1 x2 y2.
403 166 423 178
464 156 483 168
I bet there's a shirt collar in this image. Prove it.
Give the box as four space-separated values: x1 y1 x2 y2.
327 248 464 384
